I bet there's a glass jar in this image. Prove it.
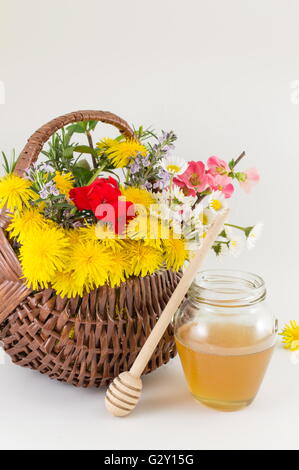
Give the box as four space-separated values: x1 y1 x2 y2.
174 270 278 411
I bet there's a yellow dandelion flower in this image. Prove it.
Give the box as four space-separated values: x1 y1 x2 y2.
143 238 164 250
64 228 82 244
163 238 189 271
53 171 74 196
0 174 38 212
78 224 100 243
97 138 147 168
79 223 115 242
7 207 48 242
51 270 83 299
96 138 116 152
120 186 155 209
20 226 69 290
280 320 299 350
126 214 169 249
107 245 131 287
37 201 46 212
127 241 163 277
95 223 124 250
76 222 123 251
68 239 113 291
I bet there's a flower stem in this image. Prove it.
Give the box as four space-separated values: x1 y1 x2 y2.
225 223 246 232
192 189 212 210
87 162 107 185
86 131 97 169
234 151 246 167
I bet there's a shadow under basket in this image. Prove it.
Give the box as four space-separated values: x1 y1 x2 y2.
0 268 181 388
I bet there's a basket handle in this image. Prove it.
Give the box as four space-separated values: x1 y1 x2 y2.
14 110 135 177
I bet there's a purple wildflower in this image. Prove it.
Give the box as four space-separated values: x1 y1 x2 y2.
40 163 54 173
143 181 153 190
142 156 150 167
39 189 49 199
130 161 140 174
50 186 60 196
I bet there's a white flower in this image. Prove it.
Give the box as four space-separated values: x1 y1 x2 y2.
152 189 171 206
198 207 216 226
224 228 245 257
209 191 227 213
228 237 244 257
246 223 263 250
150 203 172 220
225 227 245 257
153 186 196 210
182 217 204 240
172 185 196 206
161 155 188 176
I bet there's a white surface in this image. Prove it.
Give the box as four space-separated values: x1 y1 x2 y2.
0 0 299 450
0 342 297 451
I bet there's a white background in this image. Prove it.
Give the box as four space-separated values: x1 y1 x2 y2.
0 0 299 450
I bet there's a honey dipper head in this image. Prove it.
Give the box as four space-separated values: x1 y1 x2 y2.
105 371 143 417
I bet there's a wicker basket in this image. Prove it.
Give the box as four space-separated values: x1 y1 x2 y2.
0 110 182 387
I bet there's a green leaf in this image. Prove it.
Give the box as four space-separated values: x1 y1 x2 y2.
75 159 90 170
67 122 87 134
228 159 235 170
87 162 107 184
63 147 74 159
1 149 17 174
72 166 94 185
87 120 98 132
1 151 9 173
74 145 97 156
219 229 227 238
234 171 246 182
244 226 254 238
105 169 120 182
114 134 125 142
212 243 222 256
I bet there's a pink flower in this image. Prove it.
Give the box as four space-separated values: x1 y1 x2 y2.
239 168 260 193
207 173 234 198
207 156 229 176
221 183 234 198
174 161 208 196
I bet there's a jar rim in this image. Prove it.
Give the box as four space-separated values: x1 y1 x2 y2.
189 269 266 307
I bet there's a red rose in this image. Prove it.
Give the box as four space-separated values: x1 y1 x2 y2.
69 176 121 211
69 177 135 234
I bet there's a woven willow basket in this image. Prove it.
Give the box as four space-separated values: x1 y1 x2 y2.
0 110 182 387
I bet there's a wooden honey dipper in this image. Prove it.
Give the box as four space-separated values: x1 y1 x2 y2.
105 209 229 417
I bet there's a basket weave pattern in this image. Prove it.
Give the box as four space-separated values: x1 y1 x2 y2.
0 110 181 387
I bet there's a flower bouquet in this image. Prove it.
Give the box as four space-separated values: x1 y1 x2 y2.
0 110 260 387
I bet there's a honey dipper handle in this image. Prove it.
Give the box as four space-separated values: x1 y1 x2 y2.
130 209 229 378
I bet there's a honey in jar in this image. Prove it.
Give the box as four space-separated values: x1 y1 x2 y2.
174 270 277 411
